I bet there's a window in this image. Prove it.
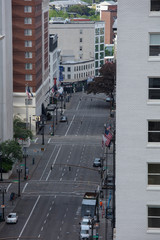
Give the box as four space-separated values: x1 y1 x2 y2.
25 41 32 47
148 121 160 142
67 75 71 79
149 78 160 99
151 0 160 11
67 67 71 72
95 45 99 52
95 61 99 68
100 52 104 59
95 28 99 35
95 53 98 60
25 74 32 81
148 163 160 185
80 46 82 51
148 206 160 228
25 63 32 70
24 29 32 36
24 18 32 24
95 37 99 44
24 6 32 13
100 28 104 35
100 36 104 43
80 29 83 34
100 44 104 51
25 52 32 58
80 38 82 43
150 34 160 56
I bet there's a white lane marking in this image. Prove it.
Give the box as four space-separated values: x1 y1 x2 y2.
76 100 81 111
44 220 46 224
38 234 41 238
48 138 51 144
34 138 38 143
40 146 57 180
17 195 40 240
60 178 62 181
47 213 49 218
22 183 28 193
65 115 75 136
41 227 43 231
74 178 76 181
6 183 12 192
49 207 52 211
45 146 62 181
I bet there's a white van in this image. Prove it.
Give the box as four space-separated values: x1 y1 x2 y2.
80 225 91 239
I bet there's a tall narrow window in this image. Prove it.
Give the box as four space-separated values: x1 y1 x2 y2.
150 34 160 56
148 206 160 228
80 38 82 43
149 78 160 99
151 0 160 11
148 121 160 142
148 163 160 185
25 74 32 81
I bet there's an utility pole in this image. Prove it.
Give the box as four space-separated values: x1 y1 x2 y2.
112 130 116 233
0 188 6 221
41 116 45 145
17 166 22 197
0 149 3 181
24 147 27 180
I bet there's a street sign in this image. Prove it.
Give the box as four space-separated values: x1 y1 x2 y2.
1 205 5 209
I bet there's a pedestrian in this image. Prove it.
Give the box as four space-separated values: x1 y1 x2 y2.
100 200 103 210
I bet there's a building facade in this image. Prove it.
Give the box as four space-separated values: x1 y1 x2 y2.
12 0 49 132
101 5 117 45
0 0 13 142
116 1 160 239
49 20 105 78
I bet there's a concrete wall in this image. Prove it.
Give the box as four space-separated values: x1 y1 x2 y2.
0 0 13 142
116 1 160 239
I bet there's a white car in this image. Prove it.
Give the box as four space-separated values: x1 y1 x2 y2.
80 225 91 239
6 213 18 224
80 216 92 227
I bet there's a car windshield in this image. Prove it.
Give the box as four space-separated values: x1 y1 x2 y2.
81 230 89 234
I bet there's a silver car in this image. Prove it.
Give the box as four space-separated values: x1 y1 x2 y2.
6 213 18 224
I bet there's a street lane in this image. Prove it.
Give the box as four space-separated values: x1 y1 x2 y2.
0 92 110 240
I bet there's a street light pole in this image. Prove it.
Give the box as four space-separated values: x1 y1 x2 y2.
0 150 3 181
17 166 22 197
24 147 27 180
0 188 6 221
42 116 45 145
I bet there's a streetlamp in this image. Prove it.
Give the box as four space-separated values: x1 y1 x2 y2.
23 147 27 180
0 188 6 221
0 149 3 181
16 166 22 197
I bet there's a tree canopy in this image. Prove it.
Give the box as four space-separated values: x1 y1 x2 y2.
13 116 33 141
0 140 23 172
87 62 116 96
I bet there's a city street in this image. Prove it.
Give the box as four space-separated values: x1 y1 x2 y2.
0 92 113 240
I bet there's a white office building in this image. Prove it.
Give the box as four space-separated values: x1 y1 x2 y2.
49 20 105 78
0 0 13 142
116 1 160 240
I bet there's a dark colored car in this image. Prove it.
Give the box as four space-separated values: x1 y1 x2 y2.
93 158 101 167
60 116 67 122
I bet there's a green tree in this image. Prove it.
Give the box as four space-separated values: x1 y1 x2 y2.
0 140 23 172
13 116 33 141
87 62 116 97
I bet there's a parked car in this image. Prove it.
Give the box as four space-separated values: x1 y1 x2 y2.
93 158 101 167
106 175 114 189
60 115 67 122
6 213 18 224
80 225 91 239
80 216 92 228
106 96 113 103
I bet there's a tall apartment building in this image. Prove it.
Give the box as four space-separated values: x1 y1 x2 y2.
12 0 49 132
49 20 105 77
116 1 160 239
101 5 117 45
0 0 13 142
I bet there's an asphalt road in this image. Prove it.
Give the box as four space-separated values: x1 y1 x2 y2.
0 92 111 240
